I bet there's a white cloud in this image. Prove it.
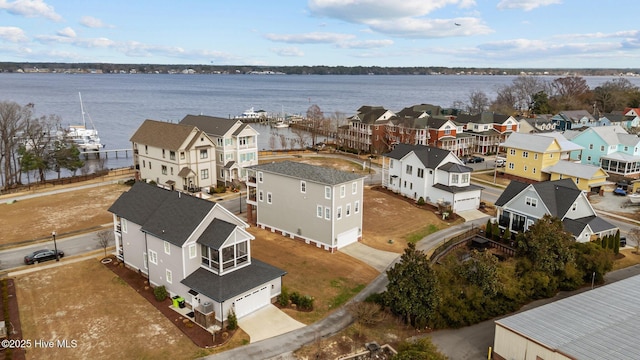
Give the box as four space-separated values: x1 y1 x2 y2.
272 47 305 57
497 0 562 11
554 30 640 40
80 16 113 29
308 0 475 22
265 32 355 44
0 0 62 21
369 17 492 38
57 27 76 38
0 26 28 42
337 39 393 49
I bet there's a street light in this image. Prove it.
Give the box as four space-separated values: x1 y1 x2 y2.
52 231 59 261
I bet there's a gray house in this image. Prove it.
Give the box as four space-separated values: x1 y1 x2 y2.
108 182 285 326
495 179 617 242
245 161 365 252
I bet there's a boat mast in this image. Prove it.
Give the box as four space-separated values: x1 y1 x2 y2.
79 92 86 127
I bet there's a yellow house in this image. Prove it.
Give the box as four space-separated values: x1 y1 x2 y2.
545 161 611 192
502 132 586 182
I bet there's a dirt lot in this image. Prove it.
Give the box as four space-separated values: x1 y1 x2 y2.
15 260 203 360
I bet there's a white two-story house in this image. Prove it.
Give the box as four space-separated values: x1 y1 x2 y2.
495 179 618 241
179 115 259 185
130 119 217 191
245 161 365 252
108 182 285 327
382 144 483 213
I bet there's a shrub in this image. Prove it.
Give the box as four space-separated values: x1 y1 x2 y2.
278 287 290 307
289 291 314 310
153 285 168 301
417 197 425 205
364 292 384 305
227 309 238 330
290 291 302 305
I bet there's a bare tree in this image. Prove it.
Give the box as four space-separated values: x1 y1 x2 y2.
95 229 113 258
0 101 31 189
268 133 276 150
306 104 324 147
21 114 59 183
278 134 287 150
467 90 491 114
550 76 591 110
628 227 640 254
290 127 309 149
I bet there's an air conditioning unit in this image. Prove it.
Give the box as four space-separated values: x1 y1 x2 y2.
202 301 214 314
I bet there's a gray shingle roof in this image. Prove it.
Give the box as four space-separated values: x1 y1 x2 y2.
197 218 237 250
495 274 640 360
249 161 365 185
562 216 617 236
494 180 529 207
180 114 239 137
532 179 581 217
384 144 451 169
432 183 484 194
438 162 472 173
129 119 198 150
543 160 606 180
108 182 216 247
181 260 286 302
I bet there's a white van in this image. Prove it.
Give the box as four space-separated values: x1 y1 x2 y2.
495 158 505 167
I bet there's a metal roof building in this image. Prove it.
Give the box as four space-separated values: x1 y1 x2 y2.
493 275 640 360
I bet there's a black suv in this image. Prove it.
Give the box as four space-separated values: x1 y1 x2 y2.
24 249 64 265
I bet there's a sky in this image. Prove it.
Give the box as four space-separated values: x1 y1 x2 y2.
1 0 639 68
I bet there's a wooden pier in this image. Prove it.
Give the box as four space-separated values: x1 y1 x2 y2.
80 148 131 159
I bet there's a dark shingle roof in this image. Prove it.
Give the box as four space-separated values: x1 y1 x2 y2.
129 119 197 150
108 182 173 225
494 180 530 207
197 218 237 250
432 183 484 194
180 114 238 137
249 161 365 185
384 144 451 169
181 259 286 302
438 162 472 173
108 182 216 247
563 216 617 236
495 179 581 217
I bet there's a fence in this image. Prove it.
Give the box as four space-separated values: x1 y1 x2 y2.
429 227 516 264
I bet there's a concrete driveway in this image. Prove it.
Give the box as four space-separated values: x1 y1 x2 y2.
457 209 491 222
238 305 305 343
339 242 399 272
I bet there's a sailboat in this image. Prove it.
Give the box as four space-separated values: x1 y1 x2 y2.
65 92 104 151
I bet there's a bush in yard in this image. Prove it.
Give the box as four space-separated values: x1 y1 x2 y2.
417 197 425 205
278 287 290 307
297 295 314 310
290 291 302 305
153 285 168 301
227 309 238 330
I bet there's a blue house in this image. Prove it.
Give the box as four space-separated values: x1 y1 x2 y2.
564 125 640 177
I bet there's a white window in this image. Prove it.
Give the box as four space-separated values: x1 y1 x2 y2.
337 206 342 220
180 152 185 160
589 144 594 150
522 151 529 158
346 203 351 216
267 192 272 204
166 269 172 284
508 163 514 170
325 207 331 220
510 149 516 155
340 185 346 198
417 168 424 178
219 153 224 162
389 159 394 168
406 165 413 175
164 241 171 255
451 174 459 184
534 153 538 160
201 169 209 180
189 244 197 259
149 250 158 265
352 182 357 194
170 151 176 160
533 168 536 174
461 174 469 183
600 145 605 152
325 186 331 199
121 219 128 233
354 200 360 214
200 149 208 159
300 181 306 193
572 203 577 211
259 190 264 202
524 165 528 172
317 205 323 218
162 165 167 175
258 171 263 183
525 196 537 207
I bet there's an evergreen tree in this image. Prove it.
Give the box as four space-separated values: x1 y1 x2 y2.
383 243 440 328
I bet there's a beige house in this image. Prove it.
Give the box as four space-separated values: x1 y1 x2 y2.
131 119 217 192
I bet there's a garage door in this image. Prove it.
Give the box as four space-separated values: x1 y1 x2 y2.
234 285 270 318
337 227 359 249
454 196 478 212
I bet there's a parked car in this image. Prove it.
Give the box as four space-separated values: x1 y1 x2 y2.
24 249 64 265
620 237 627 247
614 187 627 196
468 156 484 163
495 158 505 167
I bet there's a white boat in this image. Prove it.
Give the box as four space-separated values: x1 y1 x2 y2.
234 107 266 120
65 93 104 151
272 121 289 128
628 193 640 204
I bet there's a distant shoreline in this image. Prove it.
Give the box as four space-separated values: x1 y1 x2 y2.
1 62 638 77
